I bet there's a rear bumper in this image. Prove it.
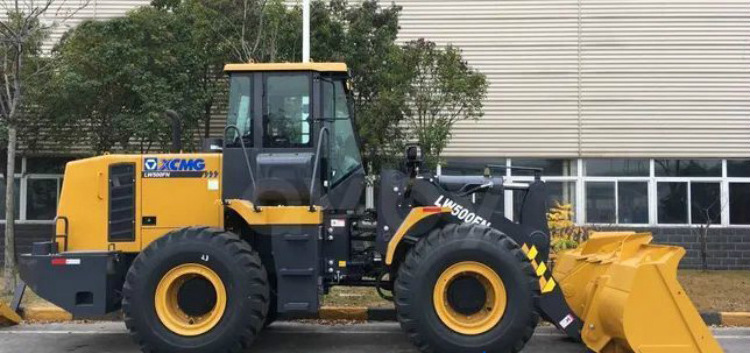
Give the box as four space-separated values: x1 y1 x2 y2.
18 246 130 318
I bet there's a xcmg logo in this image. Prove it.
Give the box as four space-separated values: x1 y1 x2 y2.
144 158 206 171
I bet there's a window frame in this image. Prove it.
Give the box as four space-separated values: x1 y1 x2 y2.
224 73 254 148
261 71 315 150
0 157 64 224
441 158 750 228
728 181 750 225
321 74 363 187
504 158 578 222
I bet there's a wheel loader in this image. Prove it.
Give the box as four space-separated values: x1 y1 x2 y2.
1 62 723 353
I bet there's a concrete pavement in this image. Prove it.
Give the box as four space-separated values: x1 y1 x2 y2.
0 322 748 353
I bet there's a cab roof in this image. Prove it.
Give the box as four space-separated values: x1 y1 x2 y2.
224 62 348 73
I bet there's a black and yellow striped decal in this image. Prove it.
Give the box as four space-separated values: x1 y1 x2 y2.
521 244 556 294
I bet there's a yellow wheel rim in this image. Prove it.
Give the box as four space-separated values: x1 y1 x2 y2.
155 263 227 336
433 261 507 335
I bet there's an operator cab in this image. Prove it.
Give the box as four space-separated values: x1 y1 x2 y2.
220 63 365 210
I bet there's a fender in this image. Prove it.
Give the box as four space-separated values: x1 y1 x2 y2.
385 206 452 265
225 199 323 225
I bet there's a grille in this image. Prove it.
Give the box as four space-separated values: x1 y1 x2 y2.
109 163 136 242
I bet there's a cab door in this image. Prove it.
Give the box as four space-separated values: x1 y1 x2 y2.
319 75 365 211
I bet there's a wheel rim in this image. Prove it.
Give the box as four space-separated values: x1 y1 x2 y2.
155 263 227 336
433 261 507 335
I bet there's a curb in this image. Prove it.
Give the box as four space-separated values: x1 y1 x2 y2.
14 305 750 327
721 312 750 327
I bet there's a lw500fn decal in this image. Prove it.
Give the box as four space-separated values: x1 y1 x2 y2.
143 157 218 178
433 195 492 227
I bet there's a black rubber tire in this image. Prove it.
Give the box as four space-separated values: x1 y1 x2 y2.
122 227 269 353
264 289 278 328
395 223 539 353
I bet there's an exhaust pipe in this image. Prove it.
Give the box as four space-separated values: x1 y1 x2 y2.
164 110 182 153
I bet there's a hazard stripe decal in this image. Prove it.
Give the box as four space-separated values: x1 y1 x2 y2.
521 243 556 294
536 262 547 277
526 246 538 260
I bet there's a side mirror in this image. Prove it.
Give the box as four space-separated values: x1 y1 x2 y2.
404 144 424 178
405 144 424 164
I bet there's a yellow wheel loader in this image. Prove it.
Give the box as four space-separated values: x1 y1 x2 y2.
3 62 723 353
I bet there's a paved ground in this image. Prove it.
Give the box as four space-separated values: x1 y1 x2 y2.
0 322 748 353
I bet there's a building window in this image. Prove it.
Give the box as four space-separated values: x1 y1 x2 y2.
512 181 576 222
440 158 750 227
654 159 721 177
582 159 650 225
26 178 59 220
656 181 722 225
0 178 21 220
586 159 649 177
727 159 750 178
729 183 750 225
583 180 649 225
586 182 615 223
510 158 576 177
546 181 576 208
618 182 649 224
0 157 66 223
690 182 721 224
657 182 688 224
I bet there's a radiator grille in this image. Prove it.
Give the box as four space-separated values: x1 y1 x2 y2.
109 163 136 242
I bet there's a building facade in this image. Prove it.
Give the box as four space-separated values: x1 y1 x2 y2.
2 0 750 269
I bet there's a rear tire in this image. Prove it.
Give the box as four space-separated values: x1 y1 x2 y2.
122 227 269 353
395 223 539 353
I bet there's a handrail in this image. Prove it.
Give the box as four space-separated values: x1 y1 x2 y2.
53 216 69 252
224 125 260 212
309 126 330 212
485 163 543 181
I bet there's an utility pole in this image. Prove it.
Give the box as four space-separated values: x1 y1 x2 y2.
303 0 310 62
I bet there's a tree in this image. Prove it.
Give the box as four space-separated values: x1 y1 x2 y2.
43 5 209 154
323 0 412 171
45 0 452 171
690 188 726 271
152 0 233 139
401 39 488 165
0 0 89 294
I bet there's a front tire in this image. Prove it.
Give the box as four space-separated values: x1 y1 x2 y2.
122 227 269 353
395 223 539 353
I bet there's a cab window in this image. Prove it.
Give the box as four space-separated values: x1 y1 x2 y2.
264 74 311 148
323 79 362 184
225 75 252 147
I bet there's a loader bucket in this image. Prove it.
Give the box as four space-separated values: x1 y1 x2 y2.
552 232 723 353
0 302 21 326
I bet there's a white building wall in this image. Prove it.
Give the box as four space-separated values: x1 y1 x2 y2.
0 0 151 52
578 0 750 158
393 0 750 158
